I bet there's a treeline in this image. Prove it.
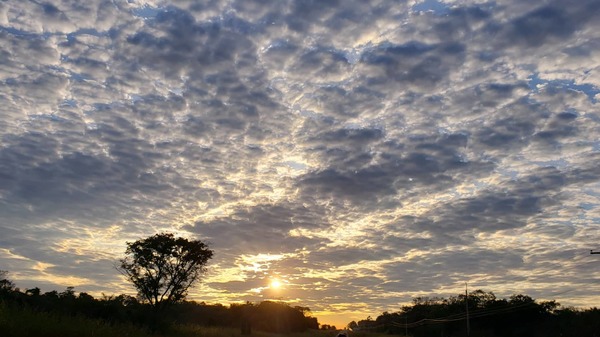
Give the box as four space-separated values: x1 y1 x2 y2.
0 274 318 333
350 290 600 337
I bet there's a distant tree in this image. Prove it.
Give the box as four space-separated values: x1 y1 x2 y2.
347 321 358 330
43 290 59 300
117 233 213 310
78 292 95 302
60 286 76 299
26 287 41 296
0 270 15 291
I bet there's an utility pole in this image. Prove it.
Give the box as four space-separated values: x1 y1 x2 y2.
465 282 470 337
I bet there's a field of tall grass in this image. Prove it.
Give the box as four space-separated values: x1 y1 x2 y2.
1 301 390 337
0 301 150 337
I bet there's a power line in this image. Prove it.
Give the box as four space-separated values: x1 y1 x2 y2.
391 301 540 328
354 251 598 333
354 296 577 333
358 286 588 331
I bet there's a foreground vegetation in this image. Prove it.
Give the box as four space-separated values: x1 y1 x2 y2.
0 271 320 337
0 301 150 337
0 300 337 337
3 269 599 337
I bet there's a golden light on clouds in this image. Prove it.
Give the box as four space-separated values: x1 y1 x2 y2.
238 253 291 272
53 225 123 258
2 0 600 331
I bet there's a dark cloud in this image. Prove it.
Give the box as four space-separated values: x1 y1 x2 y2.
123 7 260 81
292 48 351 78
402 164 598 241
507 6 576 48
305 85 386 119
308 247 395 267
285 0 341 33
359 41 466 91
383 248 524 289
533 111 580 145
297 131 494 205
504 0 600 48
298 167 399 205
189 201 331 255
432 5 491 41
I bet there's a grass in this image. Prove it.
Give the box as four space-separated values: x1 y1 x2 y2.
167 325 339 337
0 302 367 337
347 331 401 337
0 301 151 337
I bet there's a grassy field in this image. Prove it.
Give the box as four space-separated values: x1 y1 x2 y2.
0 302 394 337
0 301 150 337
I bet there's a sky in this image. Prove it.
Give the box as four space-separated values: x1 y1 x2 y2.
1 0 600 328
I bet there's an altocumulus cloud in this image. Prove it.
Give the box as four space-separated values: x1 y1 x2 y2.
1 0 600 326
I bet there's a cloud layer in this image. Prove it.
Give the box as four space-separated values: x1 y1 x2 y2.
1 0 599 327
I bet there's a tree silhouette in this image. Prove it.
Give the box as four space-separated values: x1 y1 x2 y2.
351 290 599 337
118 233 213 310
0 270 15 291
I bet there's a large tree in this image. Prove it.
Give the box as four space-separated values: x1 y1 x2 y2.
118 233 213 309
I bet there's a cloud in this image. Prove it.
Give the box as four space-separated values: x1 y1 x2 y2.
189 201 331 257
500 1 600 49
1 0 600 327
358 40 466 91
296 128 494 207
380 248 525 291
400 163 597 240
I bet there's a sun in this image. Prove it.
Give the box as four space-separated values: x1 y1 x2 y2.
270 279 282 289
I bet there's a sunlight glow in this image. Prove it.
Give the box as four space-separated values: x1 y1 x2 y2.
270 279 282 289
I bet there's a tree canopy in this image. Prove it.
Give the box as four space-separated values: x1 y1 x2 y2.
351 289 599 337
0 270 15 292
118 233 213 309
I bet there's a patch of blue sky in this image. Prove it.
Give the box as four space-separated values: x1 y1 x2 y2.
343 41 380 65
412 0 451 16
28 114 68 123
578 203 597 211
343 48 362 65
84 102 123 115
530 158 569 169
495 167 519 180
222 13 258 35
0 25 52 39
528 73 599 103
582 186 600 201
169 87 184 96
131 4 162 19
283 161 308 171
60 99 77 107
66 28 107 43
1 24 108 44
48 64 90 83
128 94 144 104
